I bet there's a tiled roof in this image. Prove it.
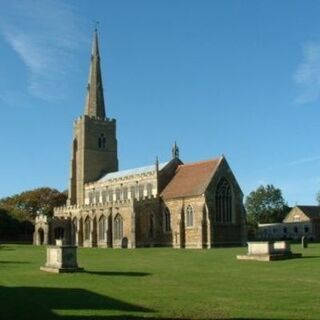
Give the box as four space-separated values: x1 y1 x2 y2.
297 205 320 219
161 157 222 200
98 162 168 182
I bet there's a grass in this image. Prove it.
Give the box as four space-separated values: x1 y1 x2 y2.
1 244 320 320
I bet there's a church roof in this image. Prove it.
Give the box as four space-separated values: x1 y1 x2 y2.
161 157 222 200
296 205 320 219
98 162 168 182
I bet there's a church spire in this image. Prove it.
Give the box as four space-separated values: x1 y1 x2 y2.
84 27 106 118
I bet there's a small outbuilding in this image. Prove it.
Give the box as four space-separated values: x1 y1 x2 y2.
257 205 320 241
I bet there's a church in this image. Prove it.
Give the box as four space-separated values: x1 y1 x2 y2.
34 30 247 248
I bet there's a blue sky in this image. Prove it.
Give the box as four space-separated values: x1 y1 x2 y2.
0 0 319 205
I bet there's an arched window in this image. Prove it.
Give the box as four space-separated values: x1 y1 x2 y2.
95 191 100 204
185 205 194 227
88 191 94 204
215 178 232 223
101 190 107 203
72 217 78 231
130 186 136 199
98 133 106 149
146 183 153 197
54 227 64 240
108 189 114 202
98 215 106 240
84 217 91 240
163 207 171 232
149 214 154 238
114 214 123 240
138 185 144 200
115 188 121 201
123 187 128 200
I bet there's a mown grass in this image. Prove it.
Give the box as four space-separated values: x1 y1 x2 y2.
0 243 319 320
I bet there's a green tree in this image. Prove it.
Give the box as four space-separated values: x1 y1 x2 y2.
245 184 289 225
0 208 34 240
0 187 67 219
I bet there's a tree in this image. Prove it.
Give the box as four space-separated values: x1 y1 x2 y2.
0 187 67 242
0 187 67 219
0 208 34 241
245 184 289 225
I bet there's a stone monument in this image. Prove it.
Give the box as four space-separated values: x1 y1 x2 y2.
237 241 302 261
40 239 83 273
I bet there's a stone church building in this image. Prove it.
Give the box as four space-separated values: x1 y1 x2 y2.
34 30 247 248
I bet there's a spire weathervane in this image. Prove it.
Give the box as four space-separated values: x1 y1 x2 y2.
172 141 180 159
93 20 99 31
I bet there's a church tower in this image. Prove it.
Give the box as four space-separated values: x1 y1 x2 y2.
68 29 118 205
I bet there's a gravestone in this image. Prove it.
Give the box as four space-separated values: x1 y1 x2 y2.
301 236 308 248
237 241 301 261
40 239 83 273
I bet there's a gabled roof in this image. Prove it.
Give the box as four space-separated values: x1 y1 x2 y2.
296 205 320 219
98 162 168 182
160 157 222 200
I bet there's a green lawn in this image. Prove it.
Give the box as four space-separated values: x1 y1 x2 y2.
0 244 319 320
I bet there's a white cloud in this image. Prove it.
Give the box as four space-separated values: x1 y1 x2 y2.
0 0 89 101
293 42 320 104
288 155 320 166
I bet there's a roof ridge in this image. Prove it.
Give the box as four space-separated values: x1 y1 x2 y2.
179 156 221 168
98 161 169 182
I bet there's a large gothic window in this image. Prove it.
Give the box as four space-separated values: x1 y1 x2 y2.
215 178 232 223
98 215 106 240
114 214 123 240
185 205 194 227
163 207 171 232
84 217 91 240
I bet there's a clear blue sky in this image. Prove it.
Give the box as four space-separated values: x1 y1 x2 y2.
0 0 319 206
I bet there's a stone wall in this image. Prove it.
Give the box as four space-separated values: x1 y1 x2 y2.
164 196 206 248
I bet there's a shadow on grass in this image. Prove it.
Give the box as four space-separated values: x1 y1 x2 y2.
0 245 15 250
0 286 295 320
48 316 300 320
84 271 150 277
0 260 30 264
299 255 320 259
0 285 153 320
